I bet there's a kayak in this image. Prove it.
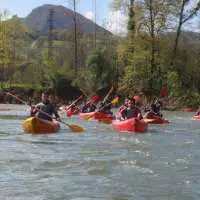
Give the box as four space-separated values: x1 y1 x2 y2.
80 112 95 120
80 112 113 121
184 108 196 112
112 118 148 133
97 118 113 124
23 117 60 134
143 116 169 124
193 115 200 120
65 108 79 117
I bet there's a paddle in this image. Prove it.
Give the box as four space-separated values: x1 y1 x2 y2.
98 96 119 112
102 86 114 104
143 118 155 123
64 95 83 111
6 92 85 133
64 95 83 117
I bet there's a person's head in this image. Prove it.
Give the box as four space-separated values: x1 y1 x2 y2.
124 97 129 106
99 101 104 106
41 92 49 102
127 98 135 108
49 94 54 102
155 98 162 106
71 104 76 108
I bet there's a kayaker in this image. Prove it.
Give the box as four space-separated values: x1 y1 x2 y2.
120 98 143 120
115 97 129 120
119 97 129 112
81 101 97 113
66 104 80 116
31 92 61 121
96 101 113 115
195 109 200 116
144 99 163 118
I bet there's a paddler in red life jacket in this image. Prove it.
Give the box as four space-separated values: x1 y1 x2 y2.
31 92 60 121
120 98 143 120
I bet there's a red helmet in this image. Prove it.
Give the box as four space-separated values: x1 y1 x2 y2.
133 95 141 102
90 95 100 103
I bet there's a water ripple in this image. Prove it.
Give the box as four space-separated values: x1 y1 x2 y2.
0 110 200 199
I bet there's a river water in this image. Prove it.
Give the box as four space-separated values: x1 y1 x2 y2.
0 105 200 200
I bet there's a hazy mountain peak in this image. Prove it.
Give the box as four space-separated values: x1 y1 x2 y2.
24 4 111 36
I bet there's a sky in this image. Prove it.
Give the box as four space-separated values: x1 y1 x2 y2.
1 0 199 35
0 0 128 35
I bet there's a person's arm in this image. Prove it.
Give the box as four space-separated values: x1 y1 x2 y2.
52 104 61 121
32 103 43 114
137 112 143 120
120 108 127 120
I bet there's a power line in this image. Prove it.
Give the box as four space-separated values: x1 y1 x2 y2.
73 0 78 73
93 0 97 48
48 8 55 61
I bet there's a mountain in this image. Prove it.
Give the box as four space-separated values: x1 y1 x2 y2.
23 4 112 36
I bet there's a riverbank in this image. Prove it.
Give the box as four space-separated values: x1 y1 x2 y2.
0 88 198 112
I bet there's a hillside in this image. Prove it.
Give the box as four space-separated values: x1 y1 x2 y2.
23 4 112 36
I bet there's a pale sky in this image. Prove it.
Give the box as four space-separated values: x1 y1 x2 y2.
0 0 129 35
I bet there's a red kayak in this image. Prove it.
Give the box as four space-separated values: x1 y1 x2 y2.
193 115 200 120
143 116 169 124
112 118 148 133
65 108 79 117
184 108 196 112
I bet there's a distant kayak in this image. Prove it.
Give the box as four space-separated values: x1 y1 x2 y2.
193 115 200 120
112 118 148 133
184 108 196 112
65 108 79 117
23 117 60 134
143 116 169 124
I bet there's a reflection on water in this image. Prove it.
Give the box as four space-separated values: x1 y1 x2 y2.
0 107 200 199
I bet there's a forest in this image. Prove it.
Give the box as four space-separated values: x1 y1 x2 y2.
1 0 200 109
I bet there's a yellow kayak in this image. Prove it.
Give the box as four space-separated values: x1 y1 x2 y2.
23 117 60 134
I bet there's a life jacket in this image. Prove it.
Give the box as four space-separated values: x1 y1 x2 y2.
151 103 161 114
35 101 55 121
81 104 96 113
122 107 140 119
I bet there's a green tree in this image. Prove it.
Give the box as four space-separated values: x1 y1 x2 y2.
74 47 117 94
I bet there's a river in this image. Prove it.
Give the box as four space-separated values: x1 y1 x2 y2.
0 105 200 200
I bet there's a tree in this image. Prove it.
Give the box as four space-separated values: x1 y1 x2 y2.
7 15 28 87
112 0 172 96
0 10 11 88
170 0 200 68
74 47 117 94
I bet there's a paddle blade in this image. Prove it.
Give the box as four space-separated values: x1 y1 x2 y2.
68 124 85 133
143 119 155 123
